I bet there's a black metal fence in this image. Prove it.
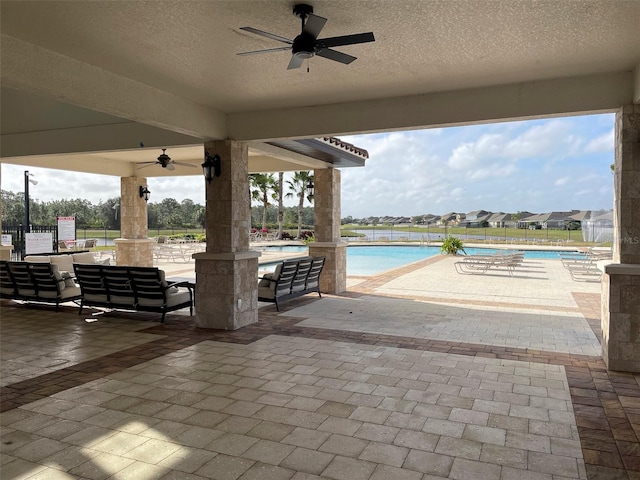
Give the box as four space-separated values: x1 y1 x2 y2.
2 225 58 260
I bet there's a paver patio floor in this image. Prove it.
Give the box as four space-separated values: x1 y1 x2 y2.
1 254 638 480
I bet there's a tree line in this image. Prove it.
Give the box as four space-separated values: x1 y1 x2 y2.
1 171 315 235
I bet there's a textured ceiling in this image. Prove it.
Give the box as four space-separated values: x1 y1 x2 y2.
1 1 638 176
2 0 638 114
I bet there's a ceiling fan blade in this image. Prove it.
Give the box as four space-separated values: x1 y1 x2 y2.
240 27 292 45
287 54 305 70
166 163 175 171
303 13 326 39
316 48 357 65
172 161 197 168
237 46 291 56
137 163 156 170
319 32 375 48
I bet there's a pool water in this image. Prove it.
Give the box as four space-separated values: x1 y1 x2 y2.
261 245 573 276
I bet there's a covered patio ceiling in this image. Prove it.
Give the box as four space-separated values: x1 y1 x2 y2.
1 0 639 176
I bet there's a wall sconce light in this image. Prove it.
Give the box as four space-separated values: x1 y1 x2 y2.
202 151 221 183
306 180 314 197
139 185 151 202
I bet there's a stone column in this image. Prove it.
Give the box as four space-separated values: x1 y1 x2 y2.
194 140 260 330
0 171 12 260
308 168 347 294
113 176 154 266
601 104 640 372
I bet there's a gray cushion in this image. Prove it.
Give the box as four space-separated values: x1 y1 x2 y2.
51 255 75 276
258 263 283 289
72 252 97 264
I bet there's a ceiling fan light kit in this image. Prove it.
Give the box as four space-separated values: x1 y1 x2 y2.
137 148 198 171
238 3 375 70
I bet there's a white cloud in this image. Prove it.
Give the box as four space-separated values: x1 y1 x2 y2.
585 129 614 153
554 177 569 186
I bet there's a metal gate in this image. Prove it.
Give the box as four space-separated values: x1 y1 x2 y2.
1 225 58 260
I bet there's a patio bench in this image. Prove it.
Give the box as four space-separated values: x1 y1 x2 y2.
258 256 325 311
74 264 194 322
0 260 82 309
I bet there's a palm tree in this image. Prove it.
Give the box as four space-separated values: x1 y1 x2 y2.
249 174 277 231
286 171 314 239
277 172 284 239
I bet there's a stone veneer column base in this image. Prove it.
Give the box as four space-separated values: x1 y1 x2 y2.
194 251 260 330
113 238 154 267
308 242 347 294
0 245 13 261
601 263 640 372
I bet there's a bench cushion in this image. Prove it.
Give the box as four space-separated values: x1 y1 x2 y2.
50 255 75 276
258 263 283 287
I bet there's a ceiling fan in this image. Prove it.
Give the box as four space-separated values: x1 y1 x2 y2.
137 149 196 171
238 3 375 70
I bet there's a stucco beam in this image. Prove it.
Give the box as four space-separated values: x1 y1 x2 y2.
1 35 227 140
0 122 200 158
247 141 330 170
229 71 633 141
0 154 136 177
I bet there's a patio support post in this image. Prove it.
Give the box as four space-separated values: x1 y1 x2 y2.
601 105 640 372
194 140 259 329
0 187 12 260
308 168 347 294
114 176 154 266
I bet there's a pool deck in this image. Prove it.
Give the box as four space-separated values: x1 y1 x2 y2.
2 246 638 480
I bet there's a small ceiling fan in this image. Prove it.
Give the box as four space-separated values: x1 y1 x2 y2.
238 3 375 70
137 149 196 171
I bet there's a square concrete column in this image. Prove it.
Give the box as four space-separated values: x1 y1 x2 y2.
113 176 154 267
308 168 347 294
194 140 259 330
601 105 640 372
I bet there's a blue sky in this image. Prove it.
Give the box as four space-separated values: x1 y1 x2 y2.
340 113 614 218
1 113 614 218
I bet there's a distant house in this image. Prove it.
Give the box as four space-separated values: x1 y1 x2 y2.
438 212 465 226
488 212 512 228
512 211 535 228
462 210 492 227
411 214 439 225
524 211 581 229
568 210 590 222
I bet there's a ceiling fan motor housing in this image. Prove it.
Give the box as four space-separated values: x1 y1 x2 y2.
292 34 316 57
292 4 314 18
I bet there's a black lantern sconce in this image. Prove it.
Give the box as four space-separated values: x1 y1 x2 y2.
139 185 151 202
202 151 221 183
306 180 314 196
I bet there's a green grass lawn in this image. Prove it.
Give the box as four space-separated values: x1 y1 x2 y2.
77 225 602 248
339 224 598 246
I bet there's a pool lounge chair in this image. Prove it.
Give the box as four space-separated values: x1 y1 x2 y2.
454 252 524 276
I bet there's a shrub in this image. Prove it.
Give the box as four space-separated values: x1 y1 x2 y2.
440 236 466 255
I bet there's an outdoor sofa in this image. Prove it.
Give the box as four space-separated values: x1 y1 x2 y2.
0 251 109 308
258 256 325 311
74 264 194 322
0 260 82 309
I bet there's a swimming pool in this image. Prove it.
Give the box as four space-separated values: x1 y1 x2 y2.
260 245 574 276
